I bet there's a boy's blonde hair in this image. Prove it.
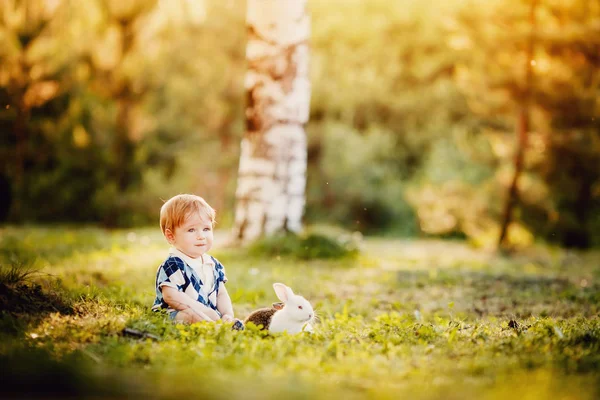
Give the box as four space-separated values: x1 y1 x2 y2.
160 194 216 236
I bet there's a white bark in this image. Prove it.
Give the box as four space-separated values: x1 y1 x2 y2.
233 0 310 242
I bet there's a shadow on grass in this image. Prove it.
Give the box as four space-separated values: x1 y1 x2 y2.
0 345 143 399
0 256 74 336
395 269 596 296
394 269 599 318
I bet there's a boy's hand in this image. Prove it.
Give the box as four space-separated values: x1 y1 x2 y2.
221 314 234 323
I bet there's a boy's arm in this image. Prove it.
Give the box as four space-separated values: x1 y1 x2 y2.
162 286 220 321
217 284 234 321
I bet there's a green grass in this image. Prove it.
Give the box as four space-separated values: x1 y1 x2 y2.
0 225 599 399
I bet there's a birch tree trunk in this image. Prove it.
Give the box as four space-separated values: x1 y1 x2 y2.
233 0 311 242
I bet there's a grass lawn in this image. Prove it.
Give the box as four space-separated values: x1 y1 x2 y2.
1 226 599 399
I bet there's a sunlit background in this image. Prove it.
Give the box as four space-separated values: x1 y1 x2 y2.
1 0 599 248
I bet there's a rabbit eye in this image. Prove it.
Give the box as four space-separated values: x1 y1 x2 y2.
298 306 303 310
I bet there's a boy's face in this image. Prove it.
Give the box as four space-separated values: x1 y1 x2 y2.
166 212 214 259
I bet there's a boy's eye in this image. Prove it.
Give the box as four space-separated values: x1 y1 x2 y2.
188 228 195 233
203 227 211 232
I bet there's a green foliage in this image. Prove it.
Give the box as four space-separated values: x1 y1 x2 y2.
0 0 599 247
248 232 359 260
306 0 467 235
451 0 600 247
0 0 245 226
306 122 419 235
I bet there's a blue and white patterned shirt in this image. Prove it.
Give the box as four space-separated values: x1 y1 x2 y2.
152 248 227 314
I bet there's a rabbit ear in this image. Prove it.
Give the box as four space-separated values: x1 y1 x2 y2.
272 302 285 310
273 283 294 302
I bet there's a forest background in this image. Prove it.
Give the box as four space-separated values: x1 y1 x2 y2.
1 0 599 249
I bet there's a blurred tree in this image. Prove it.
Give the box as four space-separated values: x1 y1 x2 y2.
306 0 466 234
1 0 597 249
453 0 600 248
498 0 538 248
233 0 311 242
140 0 245 221
0 0 80 221
527 0 600 247
452 0 543 248
84 0 158 226
0 0 228 225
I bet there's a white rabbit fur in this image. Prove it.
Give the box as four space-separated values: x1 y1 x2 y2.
269 283 314 334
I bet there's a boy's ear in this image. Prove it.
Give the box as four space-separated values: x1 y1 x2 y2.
164 228 175 243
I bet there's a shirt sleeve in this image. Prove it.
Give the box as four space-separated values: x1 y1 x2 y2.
156 258 187 292
212 256 228 284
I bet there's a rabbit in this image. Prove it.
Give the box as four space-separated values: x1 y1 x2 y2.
244 283 314 334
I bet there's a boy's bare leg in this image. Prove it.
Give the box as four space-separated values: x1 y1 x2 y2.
174 308 210 323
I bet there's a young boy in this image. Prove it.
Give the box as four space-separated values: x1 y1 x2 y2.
152 194 238 325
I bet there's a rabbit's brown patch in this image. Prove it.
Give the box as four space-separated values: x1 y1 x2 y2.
244 307 278 330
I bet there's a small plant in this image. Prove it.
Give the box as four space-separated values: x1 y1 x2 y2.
0 258 39 286
0 256 72 321
248 232 359 260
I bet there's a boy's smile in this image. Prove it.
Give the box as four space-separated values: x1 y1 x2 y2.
166 212 214 259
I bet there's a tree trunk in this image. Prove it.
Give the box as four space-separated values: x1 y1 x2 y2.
498 108 529 247
12 95 28 219
104 19 136 227
233 0 311 242
113 19 135 193
498 0 537 248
